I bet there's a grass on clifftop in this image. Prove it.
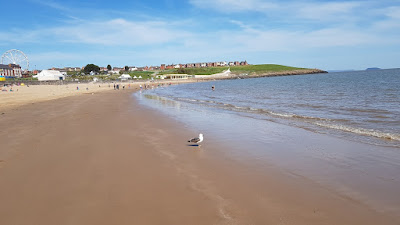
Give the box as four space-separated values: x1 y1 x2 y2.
230 64 306 74
159 67 226 75
158 64 308 75
128 71 154 79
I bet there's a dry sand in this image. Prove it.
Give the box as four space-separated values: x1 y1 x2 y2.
0 80 196 110
0 86 398 224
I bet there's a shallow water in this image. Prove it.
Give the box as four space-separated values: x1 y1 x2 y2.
140 69 400 147
134 69 400 218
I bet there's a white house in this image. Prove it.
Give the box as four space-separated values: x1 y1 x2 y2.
33 70 65 81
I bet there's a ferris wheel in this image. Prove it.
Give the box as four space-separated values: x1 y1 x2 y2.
1 49 29 71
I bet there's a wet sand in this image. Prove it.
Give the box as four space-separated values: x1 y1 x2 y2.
0 89 398 224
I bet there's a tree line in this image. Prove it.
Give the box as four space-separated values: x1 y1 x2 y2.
83 64 130 74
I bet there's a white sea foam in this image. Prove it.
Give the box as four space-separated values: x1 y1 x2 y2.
314 122 400 141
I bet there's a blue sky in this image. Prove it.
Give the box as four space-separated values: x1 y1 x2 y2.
1 0 399 70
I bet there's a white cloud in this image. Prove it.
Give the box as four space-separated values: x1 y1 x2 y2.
190 0 363 22
195 27 384 54
50 19 189 46
0 18 190 46
371 6 400 30
294 2 361 21
31 0 71 12
3 0 399 70
190 0 278 12
385 6 400 19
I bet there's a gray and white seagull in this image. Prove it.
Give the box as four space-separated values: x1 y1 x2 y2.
188 133 204 145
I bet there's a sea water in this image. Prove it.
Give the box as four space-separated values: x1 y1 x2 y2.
134 69 400 214
137 69 400 148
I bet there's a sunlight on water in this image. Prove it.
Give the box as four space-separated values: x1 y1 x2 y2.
138 69 400 147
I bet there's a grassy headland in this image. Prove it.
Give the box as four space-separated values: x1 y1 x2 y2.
230 64 305 74
158 64 326 77
158 67 226 75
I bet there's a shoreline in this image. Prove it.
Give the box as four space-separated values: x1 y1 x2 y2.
0 68 328 111
137 87 400 220
1 89 398 224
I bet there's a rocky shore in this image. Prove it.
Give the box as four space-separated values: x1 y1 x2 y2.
233 69 328 79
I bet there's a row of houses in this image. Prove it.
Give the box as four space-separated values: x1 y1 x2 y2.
0 64 22 78
42 60 249 76
101 66 161 74
160 61 248 70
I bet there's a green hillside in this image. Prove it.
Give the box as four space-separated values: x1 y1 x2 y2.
230 64 306 74
158 67 226 75
158 64 309 75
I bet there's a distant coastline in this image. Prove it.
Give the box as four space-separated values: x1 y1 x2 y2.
366 67 381 70
232 68 327 79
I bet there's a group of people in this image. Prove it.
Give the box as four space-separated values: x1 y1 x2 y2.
114 83 132 90
2 83 22 92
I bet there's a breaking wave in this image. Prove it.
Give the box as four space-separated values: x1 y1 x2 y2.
161 95 400 143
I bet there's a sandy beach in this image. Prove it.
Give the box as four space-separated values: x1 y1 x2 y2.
0 85 399 224
0 81 197 110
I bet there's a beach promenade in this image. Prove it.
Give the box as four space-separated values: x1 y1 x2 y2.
0 84 398 224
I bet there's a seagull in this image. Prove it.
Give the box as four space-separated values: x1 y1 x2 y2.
188 133 204 145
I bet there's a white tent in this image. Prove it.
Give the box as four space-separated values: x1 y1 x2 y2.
119 74 132 80
33 70 65 81
133 75 137 79
138 76 142 79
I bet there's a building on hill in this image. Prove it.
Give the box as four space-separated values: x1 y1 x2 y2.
163 74 192 79
158 60 248 70
240 61 248 66
0 64 22 78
